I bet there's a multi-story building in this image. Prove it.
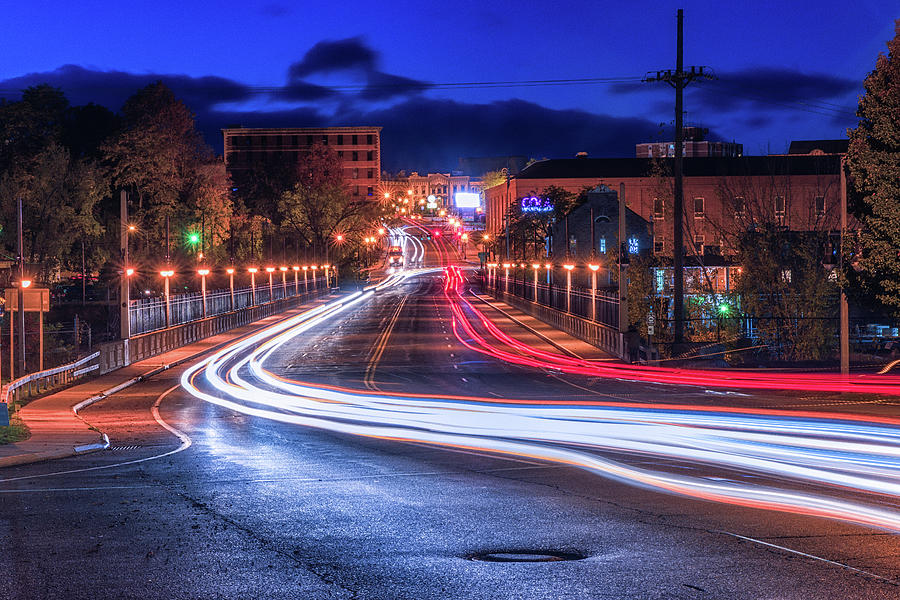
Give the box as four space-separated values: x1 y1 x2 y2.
382 172 483 210
636 127 743 159
222 126 382 198
485 141 846 259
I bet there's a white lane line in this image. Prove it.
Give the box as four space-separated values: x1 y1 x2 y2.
718 531 900 584
0 385 192 483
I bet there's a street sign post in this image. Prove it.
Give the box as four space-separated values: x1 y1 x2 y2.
5 288 50 374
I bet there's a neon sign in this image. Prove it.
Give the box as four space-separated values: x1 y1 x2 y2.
520 196 554 213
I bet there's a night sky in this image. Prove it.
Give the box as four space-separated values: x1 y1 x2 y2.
2 1 896 172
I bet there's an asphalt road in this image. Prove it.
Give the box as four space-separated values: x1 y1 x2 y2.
1 239 899 599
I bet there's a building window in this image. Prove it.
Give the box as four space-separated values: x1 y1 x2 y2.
337 134 344 145
367 169 374 179
367 186 373 196
321 135 328 145
352 168 359 179
656 269 665 292
734 196 745 217
815 195 825 217
628 237 639 254
291 135 298 145
568 235 577 255
599 237 606 253
653 197 664 220
693 197 704 218
774 196 785 224
693 234 704 254
367 150 374 161
352 151 359 161
306 135 314 145
654 238 664 254
337 151 344 158
352 134 358 145
367 134 374 145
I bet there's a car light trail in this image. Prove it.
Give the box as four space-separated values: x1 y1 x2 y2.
443 265 900 397
181 269 900 534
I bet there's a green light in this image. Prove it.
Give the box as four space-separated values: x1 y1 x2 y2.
718 303 731 316
188 232 200 244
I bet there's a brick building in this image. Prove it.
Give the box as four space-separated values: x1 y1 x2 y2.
485 144 845 259
222 126 382 198
381 172 483 210
635 126 743 159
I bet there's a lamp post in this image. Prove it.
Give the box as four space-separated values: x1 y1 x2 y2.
266 266 275 301
302 266 309 292
323 264 330 287
588 263 600 322
292 266 299 295
248 267 258 305
226 267 235 311
160 270 174 328
532 263 540 302
280 266 288 297
311 266 318 289
197 268 209 318
563 264 575 313
461 233 468 260
502 263 511 294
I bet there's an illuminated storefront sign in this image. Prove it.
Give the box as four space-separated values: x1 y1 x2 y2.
520 196 554 213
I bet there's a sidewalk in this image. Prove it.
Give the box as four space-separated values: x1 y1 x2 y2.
467 290 616 362
0 295 334 469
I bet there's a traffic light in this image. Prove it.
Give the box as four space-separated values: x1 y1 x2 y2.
188 232 200 245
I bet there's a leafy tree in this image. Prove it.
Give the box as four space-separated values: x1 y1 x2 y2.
846 19 900 316
481 170 506 189
278 144 375 262
0 85 69 174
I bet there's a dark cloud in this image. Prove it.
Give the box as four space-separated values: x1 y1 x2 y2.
361 70 432 101
277 80 336 101
259 3 290 17
0 64 251 113
288 37 376 79
612 67 858 116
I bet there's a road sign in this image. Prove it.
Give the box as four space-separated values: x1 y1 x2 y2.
647 312 656 325
647 325 655 336
4 288 49 312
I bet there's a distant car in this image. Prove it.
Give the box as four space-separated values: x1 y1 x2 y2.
387 246 404 267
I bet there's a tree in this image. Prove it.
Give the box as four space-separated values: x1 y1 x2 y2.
278 144 375 262
846 19 900 316
481 170 506 189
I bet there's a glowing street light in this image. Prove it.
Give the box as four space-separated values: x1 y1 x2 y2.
266 266 275 301
588 264 600 321
226 267 235 310
292 265 300 294
159 269 175 327
502 262 511 294
563 264 575 313
197 268 210 318
532 263 541 302
248 267 258 305
302 266 309 292
311 265 318 290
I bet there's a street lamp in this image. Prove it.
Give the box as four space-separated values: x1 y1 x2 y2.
302 265 309 292
266 266 275 301
563 264 575 313
461 233 469 260
159 270 175 328
226 267 235 311
248 267 258 305
279 266 288 297
197 268 209 318
588 263 600 321
502 263 511 294
532 263 540 302
322 264 330 288
292 265 300 294
311 265 318 289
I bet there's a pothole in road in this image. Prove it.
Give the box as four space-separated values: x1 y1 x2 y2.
466 550 587 563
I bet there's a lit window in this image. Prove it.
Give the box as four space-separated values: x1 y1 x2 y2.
599 237 606 253
628 237 639 254
656 269 665 292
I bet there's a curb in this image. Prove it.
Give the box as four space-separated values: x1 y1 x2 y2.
0 296 336 470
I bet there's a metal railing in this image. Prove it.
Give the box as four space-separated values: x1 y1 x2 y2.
129 277 326 336
485 271 619 329
1 351 100 406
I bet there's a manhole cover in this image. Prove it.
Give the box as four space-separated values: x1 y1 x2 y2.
467 551 586 563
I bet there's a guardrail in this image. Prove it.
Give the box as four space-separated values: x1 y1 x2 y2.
1 351 101 406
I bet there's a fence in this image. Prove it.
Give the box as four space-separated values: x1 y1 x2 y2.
129 275 326 335
1 351 100 406
481 269 625 358
484 269 619 329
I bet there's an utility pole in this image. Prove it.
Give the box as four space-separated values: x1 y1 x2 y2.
17 198 26 375
840 158 849 377
120 190 130 340
644 8 714 347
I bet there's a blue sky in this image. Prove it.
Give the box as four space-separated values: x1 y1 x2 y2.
2 0 896 171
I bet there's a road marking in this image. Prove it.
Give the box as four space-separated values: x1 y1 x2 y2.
718 531 900 585
0 385 191 484
363 296 407 391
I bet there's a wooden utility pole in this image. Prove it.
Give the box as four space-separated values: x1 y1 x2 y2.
120 190 130 340
17 197 25 375
644 9 714 346
840 158 849 376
